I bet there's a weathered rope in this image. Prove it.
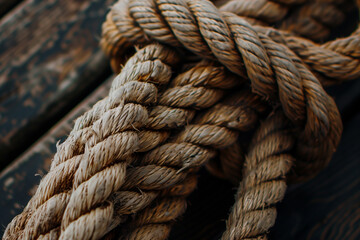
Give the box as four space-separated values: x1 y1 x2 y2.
4 44 254 239
101 0 344 181
97 0 344 238
4 44 180 240
101 0 360 85
91 0 344 238
222 111 294 240
3 0 357 239
104 89 267 240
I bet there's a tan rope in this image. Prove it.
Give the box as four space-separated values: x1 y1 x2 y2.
4 44 180 240
97 0 343 238
101 0 343 179
101 0 360 84
222 111 294 240
4 0 357 239
3 44 248 239
104 89 267 240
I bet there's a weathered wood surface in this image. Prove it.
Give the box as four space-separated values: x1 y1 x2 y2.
0 0 114 168
0 78 359 239
0 77 112 235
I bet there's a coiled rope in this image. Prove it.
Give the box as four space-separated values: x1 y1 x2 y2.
3 0 358 239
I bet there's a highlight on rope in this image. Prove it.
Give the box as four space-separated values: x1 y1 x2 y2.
3 0 359 239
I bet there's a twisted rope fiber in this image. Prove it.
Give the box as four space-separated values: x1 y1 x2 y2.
4 45 182 239
98 0 344 238
71 59 267 239
4 44 181 240
222 111 294 240
3 0 353 239
99 5 344 234
196 0 355 182
219 0 306 24
104 89 268 240
101 0 360 85
63 46 269 240
4 44 256 239
101 0 344 180
102 44 341 239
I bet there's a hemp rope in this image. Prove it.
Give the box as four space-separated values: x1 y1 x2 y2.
102 89 267 240
101 0 344 178
98 0 343 238
88 0 344 238
4 44 179 240
4 0 356 239
4 44 260 239
200 0 357 182
101 0 360 84
66 59 267 239
222 111 294 240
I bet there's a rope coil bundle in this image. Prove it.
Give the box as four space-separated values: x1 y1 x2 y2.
3 0 359 239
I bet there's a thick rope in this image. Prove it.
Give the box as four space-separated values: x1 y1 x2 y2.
62 62 265 239
97 0 343 238
205 88 268 184
3 44 250 239
101 0 343 181
3 0 355 239
3 44 180 240
101 0 360 85
222 111 294 240
106 89 267 240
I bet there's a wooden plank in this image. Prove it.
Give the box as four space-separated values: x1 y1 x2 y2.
0 77 112 235
0 0 114 168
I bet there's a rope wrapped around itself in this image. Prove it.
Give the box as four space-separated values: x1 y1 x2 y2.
101 0 345 181
3 0 358 239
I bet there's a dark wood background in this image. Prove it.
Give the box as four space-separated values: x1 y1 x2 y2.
0 0 359 239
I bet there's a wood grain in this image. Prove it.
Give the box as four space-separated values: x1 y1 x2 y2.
0 77 112 236
0 0 114 168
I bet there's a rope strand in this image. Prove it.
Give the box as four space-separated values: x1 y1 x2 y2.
4 0 356 239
